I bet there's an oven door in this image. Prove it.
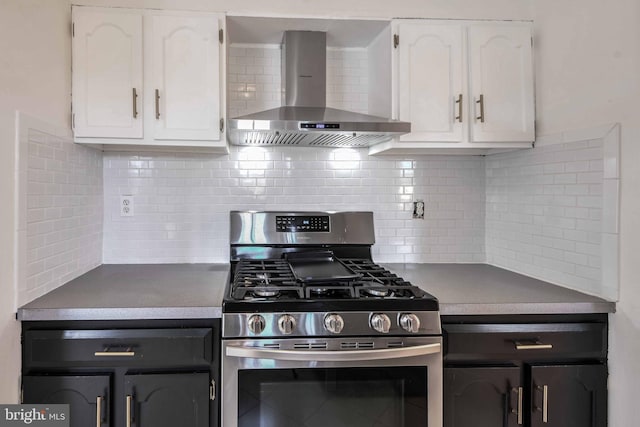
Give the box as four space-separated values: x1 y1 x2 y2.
222 336 442 427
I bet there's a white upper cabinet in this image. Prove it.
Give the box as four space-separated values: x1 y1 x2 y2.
372 20 534 155
468 24 535 143
398 23 464 143
150 15 220 141
72 8 143 138
72 6 226 152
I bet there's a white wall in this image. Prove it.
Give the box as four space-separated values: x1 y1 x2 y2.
0 0 72 403
533 0 640 425
75 0 533 21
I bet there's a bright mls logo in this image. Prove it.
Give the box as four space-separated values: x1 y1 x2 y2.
0 405 69 426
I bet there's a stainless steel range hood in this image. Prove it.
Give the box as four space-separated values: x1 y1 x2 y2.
227 31 410 147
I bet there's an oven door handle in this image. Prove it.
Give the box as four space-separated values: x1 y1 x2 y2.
225 343 441 362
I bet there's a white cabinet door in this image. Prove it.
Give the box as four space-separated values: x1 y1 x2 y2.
468 24 534 142
398 23 464 143
72 8 143 138
150 15 220 141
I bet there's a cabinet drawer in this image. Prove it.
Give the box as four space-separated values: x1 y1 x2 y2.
444 323 607 361
25 328 213 367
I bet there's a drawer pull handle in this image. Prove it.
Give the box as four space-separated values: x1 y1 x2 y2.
95 348 135 357
514 341 553 350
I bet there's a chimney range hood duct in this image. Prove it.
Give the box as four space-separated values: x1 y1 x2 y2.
227 31 410 147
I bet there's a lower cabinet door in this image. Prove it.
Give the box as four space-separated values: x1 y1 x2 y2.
445 366 521 427
529 364 607 427
23 375 110 427
125 372 209 427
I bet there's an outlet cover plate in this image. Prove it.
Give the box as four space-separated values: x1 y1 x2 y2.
120 195 134 217
413 200 425 219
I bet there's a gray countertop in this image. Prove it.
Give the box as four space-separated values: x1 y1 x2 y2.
382 263 615 315
17 263 615 321
18 264 229 321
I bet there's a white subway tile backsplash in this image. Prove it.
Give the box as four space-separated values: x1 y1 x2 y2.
485 138 615 298
103 148 486 264
16 114 103 306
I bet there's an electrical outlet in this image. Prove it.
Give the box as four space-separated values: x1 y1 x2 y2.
120 195 134 217
413 200 425 219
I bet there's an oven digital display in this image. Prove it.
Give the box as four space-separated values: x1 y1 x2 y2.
276 216 330 232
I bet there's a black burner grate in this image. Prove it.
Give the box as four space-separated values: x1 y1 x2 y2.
232 260 303 300
230 258 429 302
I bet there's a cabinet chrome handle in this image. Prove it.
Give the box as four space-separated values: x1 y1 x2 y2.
455 94 463 122
514 386 523 425
542 385 548 423
155 89 161 120
132 88 138 119
96 396 102 427
126 395 132 427
476 94 485 123
514 341 553 350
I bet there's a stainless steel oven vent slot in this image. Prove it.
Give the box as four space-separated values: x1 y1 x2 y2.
261 343 281 349
341 342 374 349
387 342 404 348
294 342 328 350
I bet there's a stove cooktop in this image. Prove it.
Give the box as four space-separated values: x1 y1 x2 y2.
223 258 439 313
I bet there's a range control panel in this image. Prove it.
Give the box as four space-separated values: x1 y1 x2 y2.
276 215 330 232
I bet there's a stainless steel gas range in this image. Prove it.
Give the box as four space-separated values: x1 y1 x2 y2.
222 211 442 427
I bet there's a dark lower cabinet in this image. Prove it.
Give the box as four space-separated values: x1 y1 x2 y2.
23 375 110 427
125 373 209 427
445 364 607 427
445 366 521 427
529 365 607 427
443 314 608 427
21 319 220 427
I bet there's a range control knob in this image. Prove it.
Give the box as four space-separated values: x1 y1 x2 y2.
370 313 392 334
324 313 345 334
399 313 421 333
247 314 266 335
278 314 296 335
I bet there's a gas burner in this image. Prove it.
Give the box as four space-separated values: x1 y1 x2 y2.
304 286 355 299
360 285 391 298
244 273 278 297
253 288 279 298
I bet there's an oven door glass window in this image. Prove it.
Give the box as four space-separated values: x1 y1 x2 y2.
238 367 427 427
